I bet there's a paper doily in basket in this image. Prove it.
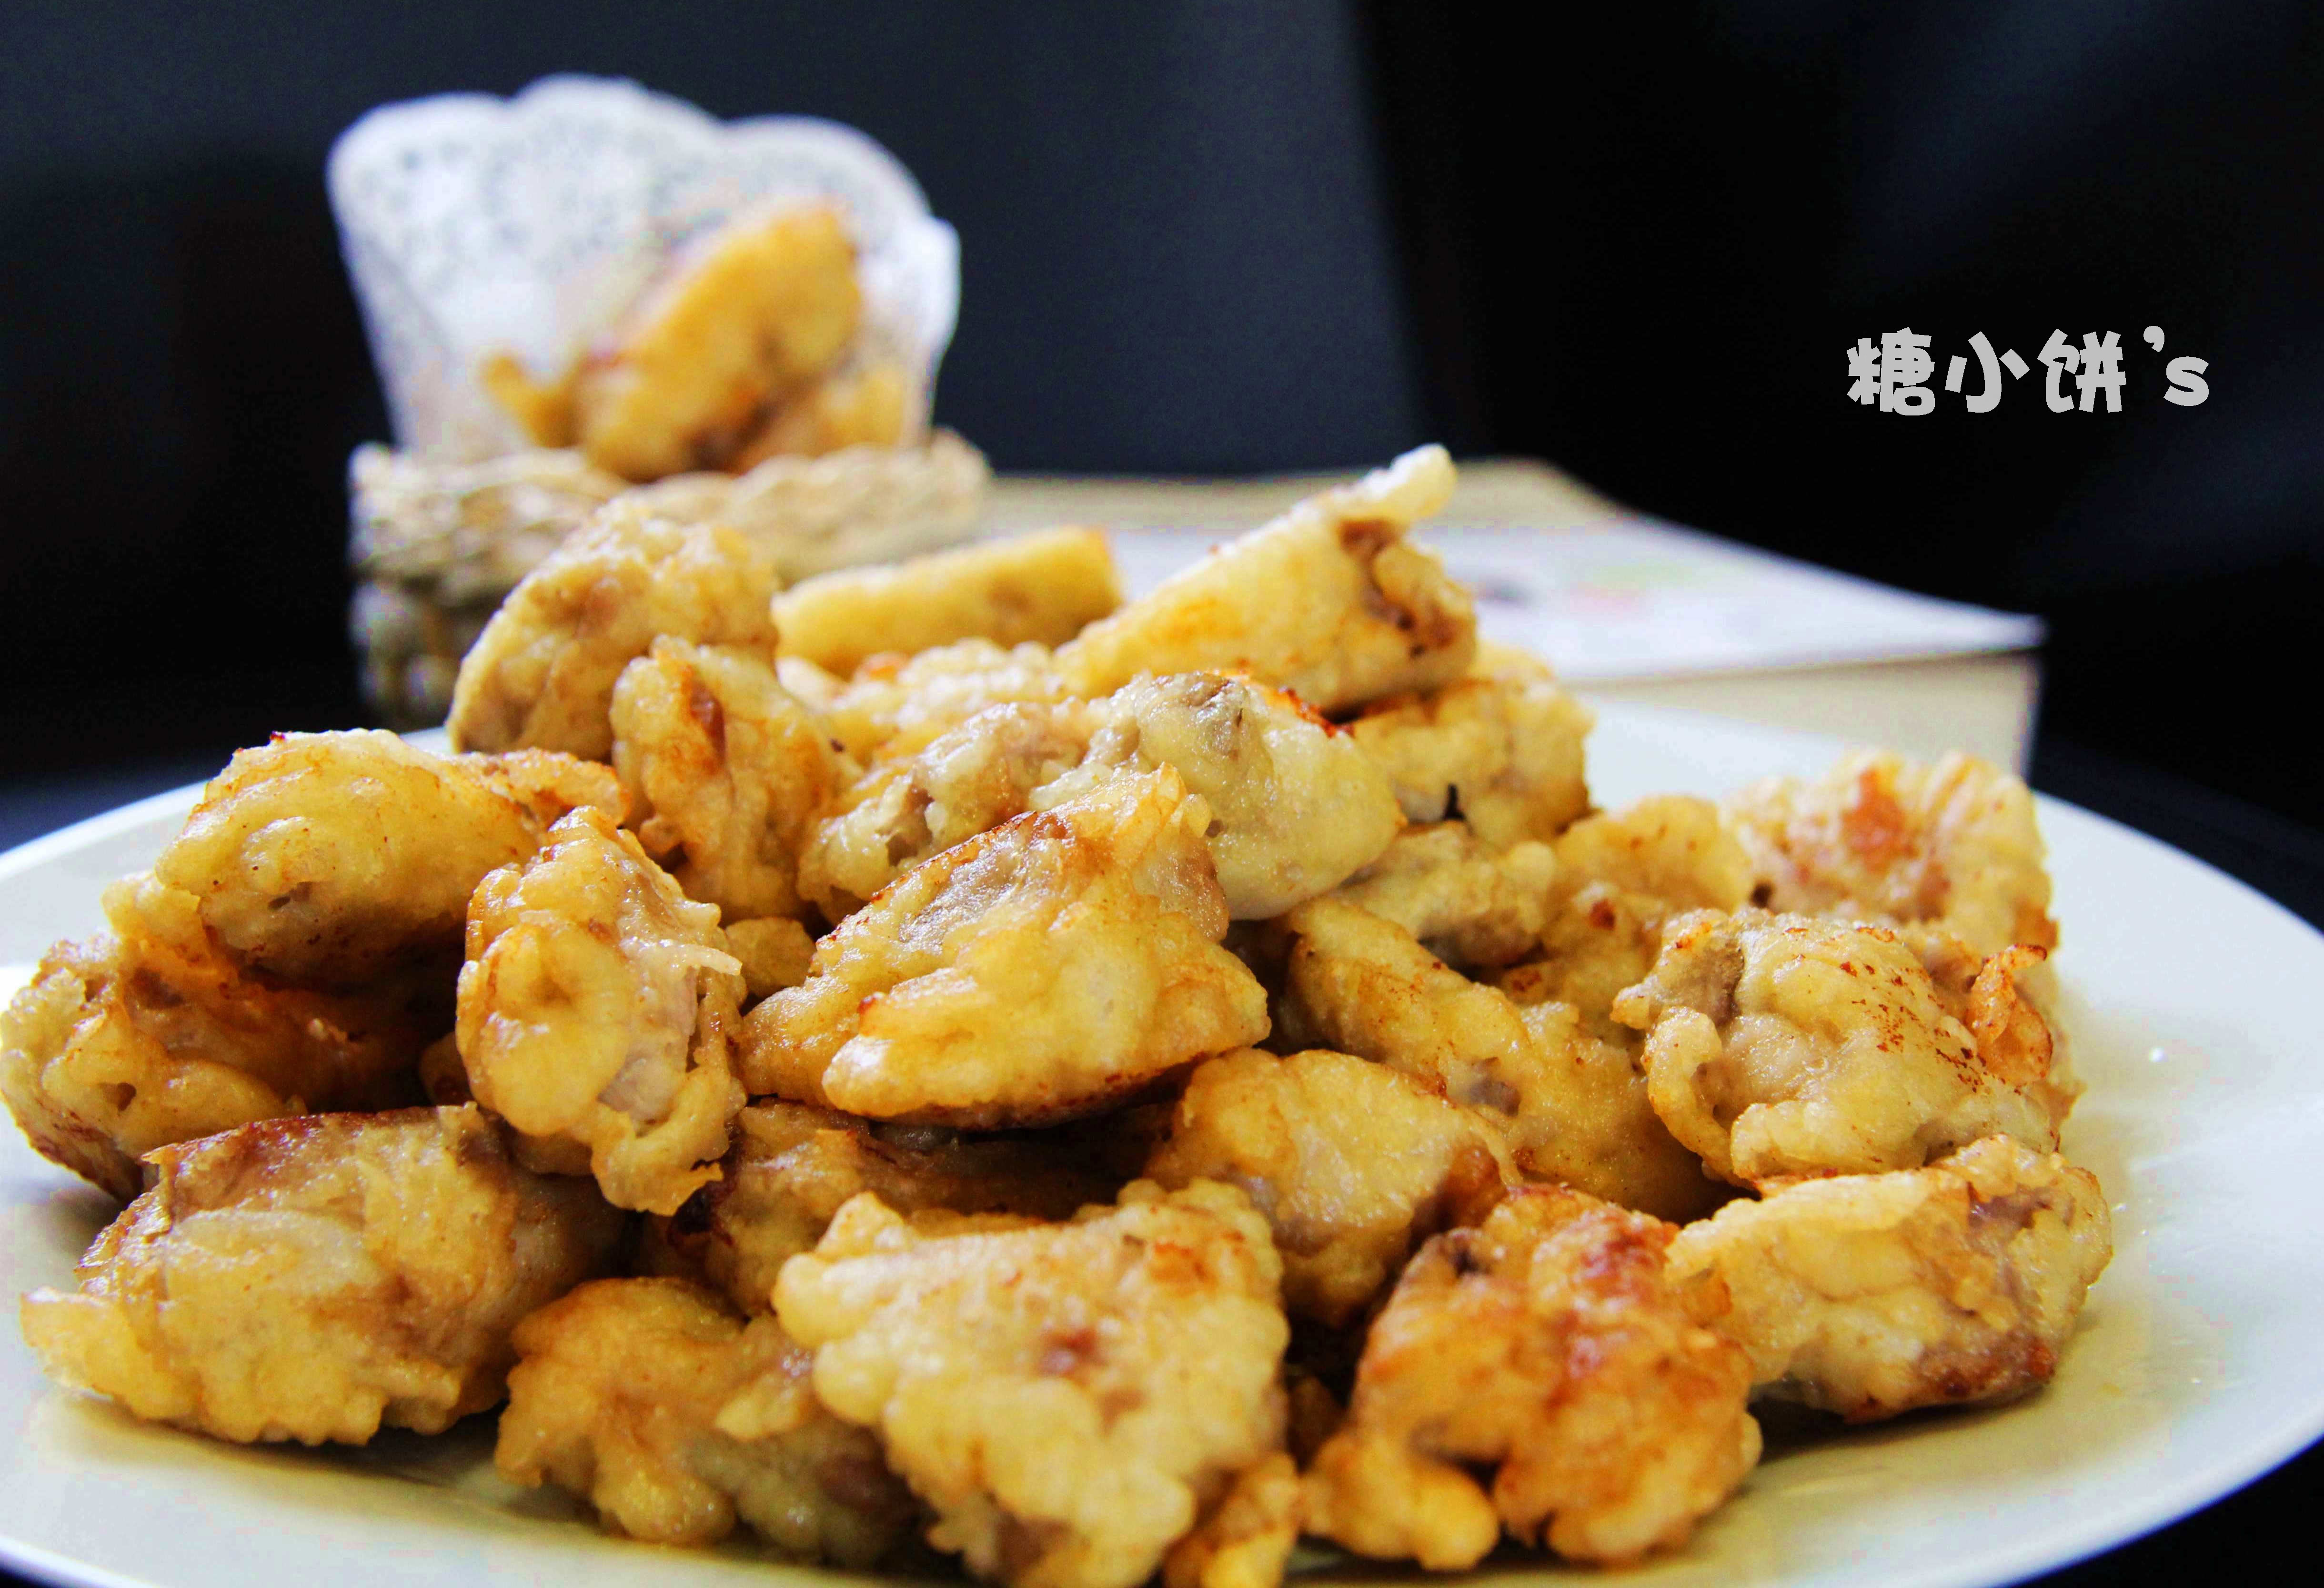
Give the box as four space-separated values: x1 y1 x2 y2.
329 75 960 463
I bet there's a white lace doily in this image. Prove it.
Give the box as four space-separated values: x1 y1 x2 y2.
328 75 960 462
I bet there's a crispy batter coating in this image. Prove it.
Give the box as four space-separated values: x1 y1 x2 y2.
1146 1049 1510 1326
2 877 440 1200
1612 909 2061 1187
655 1101 1122 1316
1281 898 1718 1222
1302 1186 1760 1567
1332 822 1556 969
19 1106 624 1444
609 638 852 922
458 808 746 1214
1056 446 1474 712
1724 750 2058 956
1034 673 1404 919
731 359 911 468
573 205 863 481
1499 794 1756 1052
799 700 1093 920
495 1276 917 1560
462 747 630 829
740 768 1268 1128
1162 1452 1301 1588
1347 646 1593 849
774 527 1124 677
447 503 779 759
150 729 607 990
725 916 817 1000
1667 1135 2112 1420
774 1181 1289 1588
818 639 1078 763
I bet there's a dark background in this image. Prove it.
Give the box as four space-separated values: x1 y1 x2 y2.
0 3 2317 1577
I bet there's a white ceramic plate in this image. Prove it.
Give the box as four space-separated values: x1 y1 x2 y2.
1 703 2320 1588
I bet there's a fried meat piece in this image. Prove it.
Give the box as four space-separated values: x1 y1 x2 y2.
1347 645 1592 849
1145 1048 1510 1326
1507 795 1756 1046
495 1276 916 1560
1161 1452 1302 1588
798 700 1093 919
1280 898 1717 1222
573 205 862 481
2 877 440 1200
818 639 1079 763
447 504 779 759
1612 910 2061 1187
1302 1186 1759 1567
1331 822 1556 969
609 638 852 922
1667 1135 2112 1420
731 358 911 467
19 1105 624 1445
774 1180 1289 1588
774 527 1124 676
724 916 817 1000
149 729 608 990
655 1101 1122 1316
458 808 746 1214
1033 673 1403 919
462 746 630 829
1724 750 2058 956
739 768 1268 1128
1056 446 1474 712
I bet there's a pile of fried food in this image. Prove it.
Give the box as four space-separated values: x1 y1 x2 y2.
483 202 914 481
352 202 986 728
2 445 2111 1586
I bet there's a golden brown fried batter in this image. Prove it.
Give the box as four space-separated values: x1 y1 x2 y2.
1145 1048 1510 1325
2 877 441 1200
1280 898 1717 1222
495 1276 917 1560
609 637 852 923
798 700 1093 920
774 527 1124 677
1612 909 2061 1188
1034 673 1403 919
724 916 817 1000
1510 794 1756 1046
458 808 746 1214
1347 645 1593 849
573 205 863 481
818 639 1079 763
775 1181 1289 1588
19 1106 623 1445
740 768 1268 1128
447 503 779 759
1332 822 1556 969
654 1101 1122 1316
1056 446 1474 712
1724 750 2058 956
462 746 630 829
1302 1185 1760 1567
1667 1135 2113 1420
730 358 911 468
151 729 605 990
1162 1452 1302 1588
